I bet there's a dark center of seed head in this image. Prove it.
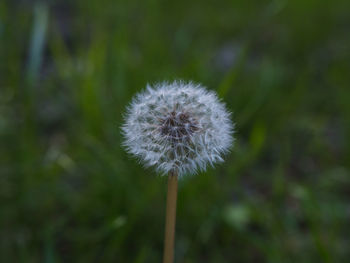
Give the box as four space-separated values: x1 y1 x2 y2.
160 111 198 141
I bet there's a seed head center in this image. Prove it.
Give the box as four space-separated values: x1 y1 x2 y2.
159 111 198 141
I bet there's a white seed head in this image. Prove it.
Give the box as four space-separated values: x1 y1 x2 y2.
122 81 234 176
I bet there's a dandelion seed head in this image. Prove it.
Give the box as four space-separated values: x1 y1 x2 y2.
122 81 234 176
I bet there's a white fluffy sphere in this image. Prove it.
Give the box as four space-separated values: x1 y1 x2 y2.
122 81 234 176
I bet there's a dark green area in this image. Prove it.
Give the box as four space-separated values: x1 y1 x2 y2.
1 0 350 262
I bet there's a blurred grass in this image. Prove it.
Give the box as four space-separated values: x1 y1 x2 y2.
1 0 350 262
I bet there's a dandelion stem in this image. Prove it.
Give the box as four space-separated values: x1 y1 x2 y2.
163 172 178 263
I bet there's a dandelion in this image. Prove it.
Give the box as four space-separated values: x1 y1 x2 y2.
122 81 234 263
122 81 233 176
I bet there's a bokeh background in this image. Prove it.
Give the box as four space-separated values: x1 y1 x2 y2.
1 0 350 262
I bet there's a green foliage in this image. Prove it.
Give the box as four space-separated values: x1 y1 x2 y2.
1 0 350 262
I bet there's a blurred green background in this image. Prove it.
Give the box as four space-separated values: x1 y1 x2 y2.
1 0 350 262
